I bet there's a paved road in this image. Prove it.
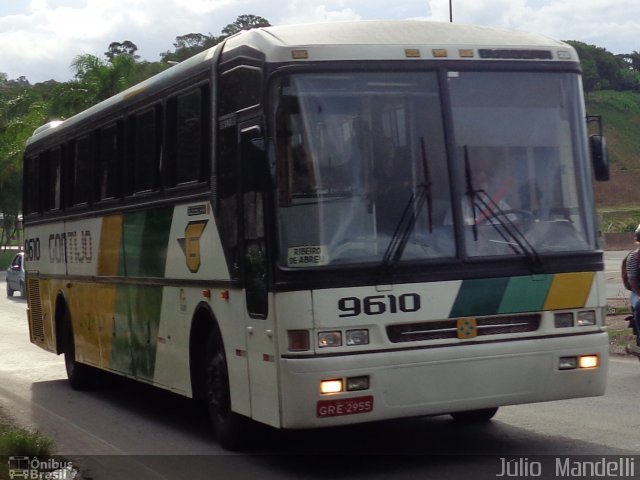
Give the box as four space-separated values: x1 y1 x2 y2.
1 254 639 480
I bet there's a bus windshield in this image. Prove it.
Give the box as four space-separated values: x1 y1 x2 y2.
449 71 595 257
274 70 595 269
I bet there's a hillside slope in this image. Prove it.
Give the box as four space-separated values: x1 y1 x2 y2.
587 90 640 208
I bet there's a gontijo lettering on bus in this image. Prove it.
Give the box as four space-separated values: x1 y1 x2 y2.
24 230 93 264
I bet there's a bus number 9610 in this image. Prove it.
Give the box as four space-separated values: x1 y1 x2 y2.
338 293 421 317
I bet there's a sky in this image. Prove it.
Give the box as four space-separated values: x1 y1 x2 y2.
0 0 639 83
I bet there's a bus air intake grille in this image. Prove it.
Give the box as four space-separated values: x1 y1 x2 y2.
27 278 45 340
386 314 541 343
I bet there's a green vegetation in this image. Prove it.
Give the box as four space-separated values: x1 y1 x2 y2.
587 90 640 229
0 425 55 480
0 250 14 268
0 427 54 457
586 90 640 169
599 206 640 233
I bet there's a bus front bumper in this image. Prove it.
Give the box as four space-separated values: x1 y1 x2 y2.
278 332 609 429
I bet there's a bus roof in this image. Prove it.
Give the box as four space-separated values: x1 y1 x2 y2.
27 20 577 147
225 20 577 63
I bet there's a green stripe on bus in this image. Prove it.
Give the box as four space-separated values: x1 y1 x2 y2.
111 284 163 380
498 275 553 314
122 208 173 277
449 277 510 317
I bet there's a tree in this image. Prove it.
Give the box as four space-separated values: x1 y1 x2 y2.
0 81 49 247
71 51 138 103
221 14 271 37
159 15 271 64
160 33 219 63
566 41 616 91
105 40 140 60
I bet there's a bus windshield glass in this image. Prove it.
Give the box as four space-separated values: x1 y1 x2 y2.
274 70 595 269
274 71 454 268
449 71 595 257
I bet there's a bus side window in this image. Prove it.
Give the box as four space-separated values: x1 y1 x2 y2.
48 147 62 211
217 65 262 280
218 66 261 115
73 135 92 206
241 125 268 318
166 85 211 187
217 121 240 278
130 105 162 194
97 122 121 201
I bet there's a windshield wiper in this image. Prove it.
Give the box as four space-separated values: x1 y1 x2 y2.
379 138 433 281
463 146 542 272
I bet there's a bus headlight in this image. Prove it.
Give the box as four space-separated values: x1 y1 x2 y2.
554 312 573 328
346 329 369 346
318 331 342 348
577 310 596 326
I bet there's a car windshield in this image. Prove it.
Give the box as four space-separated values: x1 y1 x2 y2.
273 70 595 269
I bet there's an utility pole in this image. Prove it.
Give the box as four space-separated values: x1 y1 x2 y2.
449 0 453 22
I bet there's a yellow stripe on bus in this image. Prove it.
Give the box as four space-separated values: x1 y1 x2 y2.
543 272 595 310
97 215 123 276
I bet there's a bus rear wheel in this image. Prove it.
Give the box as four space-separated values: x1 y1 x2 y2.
62 308 94 391
204 329 246 450
450 407 499 422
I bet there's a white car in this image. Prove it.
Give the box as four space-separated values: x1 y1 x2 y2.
6 252 25 298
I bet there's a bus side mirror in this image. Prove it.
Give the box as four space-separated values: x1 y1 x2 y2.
590 134 609 181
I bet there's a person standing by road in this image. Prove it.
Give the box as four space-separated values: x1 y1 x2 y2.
625 225 640 354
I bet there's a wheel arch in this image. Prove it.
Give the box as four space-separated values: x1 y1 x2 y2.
189 302 222 402
53 292 69 355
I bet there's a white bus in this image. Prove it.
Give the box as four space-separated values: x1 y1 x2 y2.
23 20 610 449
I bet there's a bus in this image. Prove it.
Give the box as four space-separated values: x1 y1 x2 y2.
23 20 610 449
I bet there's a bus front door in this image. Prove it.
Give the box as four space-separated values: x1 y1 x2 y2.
240 123 279 427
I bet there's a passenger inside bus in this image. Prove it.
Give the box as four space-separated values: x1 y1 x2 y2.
373 136 411 234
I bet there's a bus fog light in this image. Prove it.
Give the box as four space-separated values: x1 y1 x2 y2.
554 313 573 328
577 310 596 326
320 379 343 394
559 356 577 370
346 376 370 391
579 355 599 369
318 331 342 348
346 329 369 346
288 330 310 351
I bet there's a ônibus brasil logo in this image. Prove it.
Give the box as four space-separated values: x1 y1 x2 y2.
7 456 76 480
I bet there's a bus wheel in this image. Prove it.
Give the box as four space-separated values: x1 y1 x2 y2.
62 309 94 391
204 329 245 450
450 407 499 422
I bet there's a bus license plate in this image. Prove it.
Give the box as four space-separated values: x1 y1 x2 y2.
317 396 374 418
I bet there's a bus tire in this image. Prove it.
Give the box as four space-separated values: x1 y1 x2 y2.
62 308 94 391
450 407 499 422
204 328 246 450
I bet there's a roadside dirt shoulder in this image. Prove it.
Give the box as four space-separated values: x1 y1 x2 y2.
606 297 638 357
